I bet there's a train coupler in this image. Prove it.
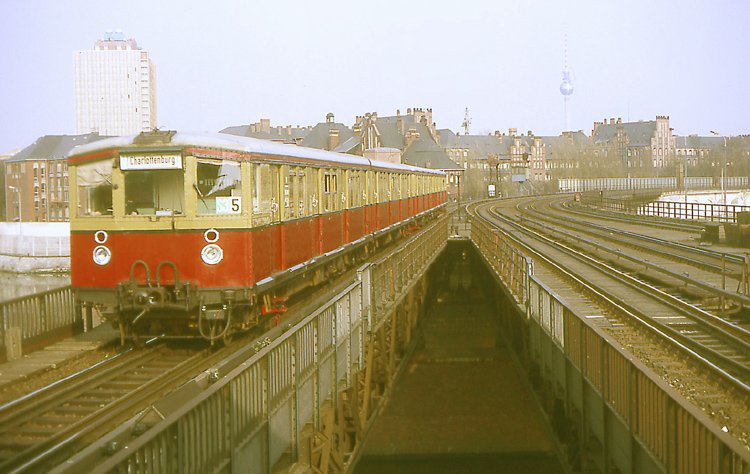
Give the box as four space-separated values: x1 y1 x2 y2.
200 304 228 320
260 295 288 325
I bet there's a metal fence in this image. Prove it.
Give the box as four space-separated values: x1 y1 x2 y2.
582 193 750 224
638 200 750 223
471 215 750 473
1 285 79 360
559 176 748 193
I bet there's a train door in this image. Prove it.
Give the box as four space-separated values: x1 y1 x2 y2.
343 169 350 242
365 170 375 234
347 170 364 240
400 173 408 221
413 175 418 214
305 167 319 217
251 163 282 273
251 163 278 226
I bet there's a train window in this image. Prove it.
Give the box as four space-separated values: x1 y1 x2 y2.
76 160 113 217
195 160 241 215
124 170 184 216
323 171 338 211
323 172 337 194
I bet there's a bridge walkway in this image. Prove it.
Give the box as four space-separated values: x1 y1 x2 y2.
354 243 564 473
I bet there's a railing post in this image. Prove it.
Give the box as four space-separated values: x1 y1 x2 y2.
83 302 93 333
4 327 22 361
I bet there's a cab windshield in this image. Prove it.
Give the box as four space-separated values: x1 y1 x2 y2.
76 160 113 217
124 170 184 216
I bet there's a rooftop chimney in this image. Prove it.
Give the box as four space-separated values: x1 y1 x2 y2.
328 128 340 150
405 127 420 147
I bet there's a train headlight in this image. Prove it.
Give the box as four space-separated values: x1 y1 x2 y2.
201 244 223 265
93 245 112 266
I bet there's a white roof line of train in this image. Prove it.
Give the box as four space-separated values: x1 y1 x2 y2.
68 132 445 176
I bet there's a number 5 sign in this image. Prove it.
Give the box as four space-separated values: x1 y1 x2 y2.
216 196 242 214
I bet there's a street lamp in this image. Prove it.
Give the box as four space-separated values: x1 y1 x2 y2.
710 131 728 205
8 185 21 235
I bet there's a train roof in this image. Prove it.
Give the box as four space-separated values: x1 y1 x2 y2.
68 131 444 176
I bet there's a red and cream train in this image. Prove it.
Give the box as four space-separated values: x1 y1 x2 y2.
68 131 446 343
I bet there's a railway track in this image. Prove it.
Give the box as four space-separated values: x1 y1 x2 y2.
0 233 399 473
550 197 745 272
471 199 750 446
515 196 750 311
562 196 706 233
0 341 213 473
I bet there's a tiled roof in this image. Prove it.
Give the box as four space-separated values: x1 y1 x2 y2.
9 133 109 162
402 138 461 170
593 121 656 147
220 124 310 142
299 122 355 149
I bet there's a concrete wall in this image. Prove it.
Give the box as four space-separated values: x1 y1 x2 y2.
0 222 70 272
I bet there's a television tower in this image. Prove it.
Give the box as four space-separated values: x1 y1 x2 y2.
559 36 574 132
461 107 471 135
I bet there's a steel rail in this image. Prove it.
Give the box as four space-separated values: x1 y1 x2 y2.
563 196 706 232
472 202 750 397
552 198 745 266
0 337 162 415
514 210 750 311
0 345 209 474
490 205 750 363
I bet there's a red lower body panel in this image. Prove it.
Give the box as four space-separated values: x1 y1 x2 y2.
72 197 446 293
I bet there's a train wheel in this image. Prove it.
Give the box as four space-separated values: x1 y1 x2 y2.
131 328 145 348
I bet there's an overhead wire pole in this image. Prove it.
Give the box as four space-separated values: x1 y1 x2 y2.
710 130 728 205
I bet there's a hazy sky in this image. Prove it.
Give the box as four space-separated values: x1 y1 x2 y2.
1 0 748 153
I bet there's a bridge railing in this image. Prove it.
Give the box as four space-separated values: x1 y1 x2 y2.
559 176 748 193
1 285 79 361
638 200 750 223
581 192 750 224
470 212 531 304
369 217 448 329
57 214 448 473
470 213 750 473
